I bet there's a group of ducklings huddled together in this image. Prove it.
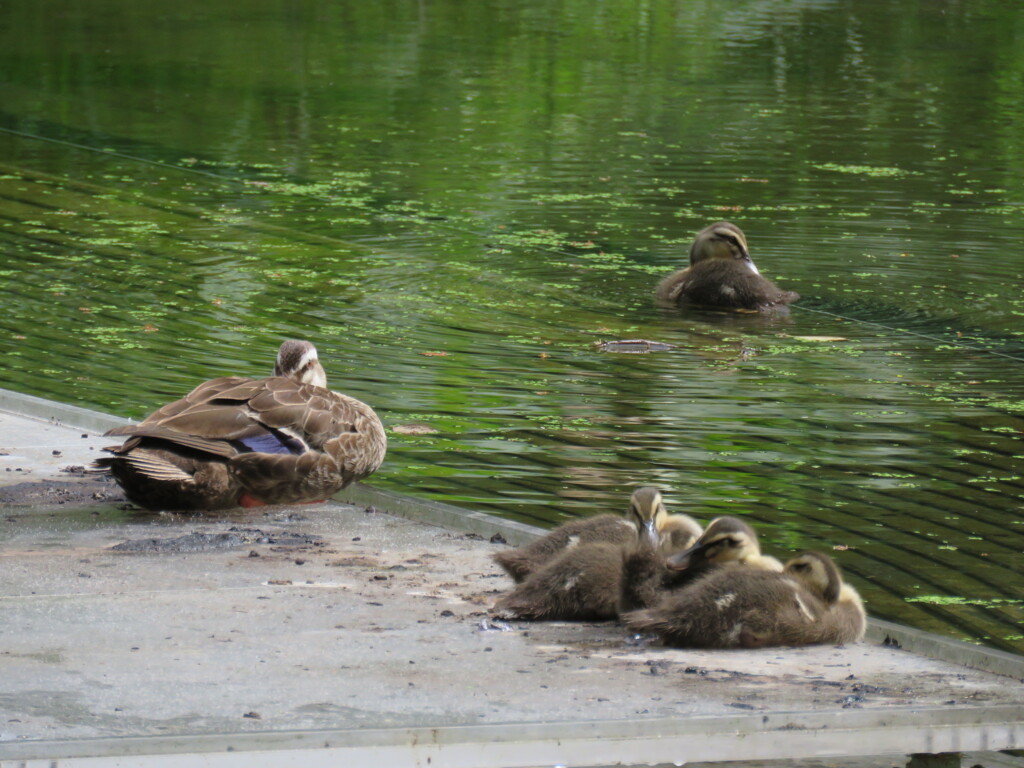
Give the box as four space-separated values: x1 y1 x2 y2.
490 488 866 649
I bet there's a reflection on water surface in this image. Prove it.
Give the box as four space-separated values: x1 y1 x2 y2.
2 0 1024 652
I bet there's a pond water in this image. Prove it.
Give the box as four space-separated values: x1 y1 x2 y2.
2 0 1024 652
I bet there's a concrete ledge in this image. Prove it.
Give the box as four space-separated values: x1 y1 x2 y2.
0 387 126 434
335 482 545 548
2 705 1022 767
866 618 1024 681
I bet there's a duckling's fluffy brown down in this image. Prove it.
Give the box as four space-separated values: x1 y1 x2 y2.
492 542 625 621
492 515 637 584
623 566 864 648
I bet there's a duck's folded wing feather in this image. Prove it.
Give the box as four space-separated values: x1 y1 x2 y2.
120 451 196 482
135 377 255 424
103 424 240 459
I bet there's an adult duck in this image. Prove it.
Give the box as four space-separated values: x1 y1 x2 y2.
95 340 386 511
655 221 799 312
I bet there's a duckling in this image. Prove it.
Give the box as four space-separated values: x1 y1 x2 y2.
655 221 799 312
493 487 700 583
623 549 864 649
491 541 628 621
491 507 701 621
618 515 780 613
95 340 386 511
767 550 867 646
666 516 783 573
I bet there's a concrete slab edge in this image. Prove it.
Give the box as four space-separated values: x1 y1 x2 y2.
2 704 1022 766
865 618 1024 681
0 386 126 434
2 386 1023 681
334 482 545 547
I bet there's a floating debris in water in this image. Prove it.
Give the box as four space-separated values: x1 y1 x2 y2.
595 339 678 354
796 335 848 342
392 423 439 435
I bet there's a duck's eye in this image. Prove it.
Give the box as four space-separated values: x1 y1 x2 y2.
724 537 740 548
791 562 810 572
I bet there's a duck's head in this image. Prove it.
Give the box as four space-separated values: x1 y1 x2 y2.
274 339 327 388
784 551 842 604
689 221 759 275
666 516 762 571
626 486 669 547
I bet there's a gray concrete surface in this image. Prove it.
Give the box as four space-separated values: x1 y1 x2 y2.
2 395 1024 767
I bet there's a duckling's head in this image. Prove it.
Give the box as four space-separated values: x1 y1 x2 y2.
626 486 668 547
660 513 703 552
689 221 759 275
784 551 842 604
274 339 327 388
666 516 761 571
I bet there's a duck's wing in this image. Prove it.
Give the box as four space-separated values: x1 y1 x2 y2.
103 424 240 459
103 377 305 458
133 377 255 424
246 380 386 459
228 383 387 501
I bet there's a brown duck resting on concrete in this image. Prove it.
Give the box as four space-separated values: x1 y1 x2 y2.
492 486 700 584
619 515 783 613
655 221 799 312
491 488 702 621
622 549 866 649
95 340 386 511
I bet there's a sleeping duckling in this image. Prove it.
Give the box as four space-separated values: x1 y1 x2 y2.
766 550 867 646
491 508 701 621
655 221 799 312
493 487 700 583
618 515 780 613
666 516 783 573
622 550 865 648
491 541 631 621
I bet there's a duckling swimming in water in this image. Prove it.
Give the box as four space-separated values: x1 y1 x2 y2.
492 487 700 583
655 221 799 312
618 515 781 613
491 490 702 621
622 549 865 648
